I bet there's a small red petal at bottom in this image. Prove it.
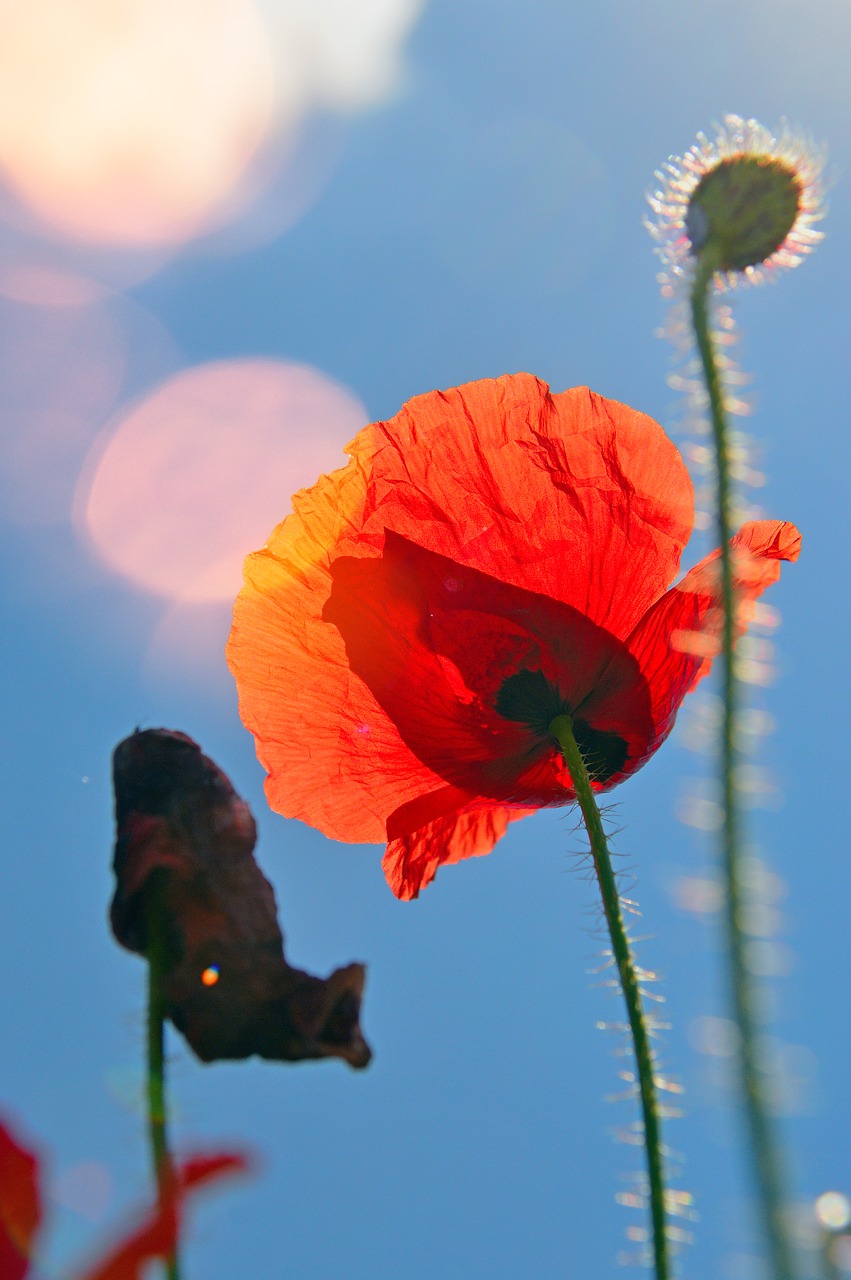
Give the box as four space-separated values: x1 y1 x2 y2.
384 800 535 900
0 1119 42 1280
75 1153 251 1280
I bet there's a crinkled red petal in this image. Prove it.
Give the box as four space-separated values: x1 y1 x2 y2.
590 520 802 770
227 375 693 845
357 378 693 635
227 450 445 844
383 796 536 900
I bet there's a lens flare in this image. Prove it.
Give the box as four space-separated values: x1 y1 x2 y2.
816 1193 851 1232
0 264 107 308
0 0 276 246
53 1161 113 1223
77 359 368 602
0 297 126 525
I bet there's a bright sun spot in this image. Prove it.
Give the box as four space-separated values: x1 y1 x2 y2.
77 358 368 601
816 1192 851 1232
0 0 276 245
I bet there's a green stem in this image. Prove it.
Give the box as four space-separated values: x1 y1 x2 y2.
550 713 669 1280
691 252 795 1280
146 879 181 1280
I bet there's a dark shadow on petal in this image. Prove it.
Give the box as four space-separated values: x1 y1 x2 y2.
324 531 656 803
494 667 567 730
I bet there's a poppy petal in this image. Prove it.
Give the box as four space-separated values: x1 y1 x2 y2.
383 797 535 900
76 1153 250 1280
227 375 692 844
0 1120 41 1280
324 530 656 807
594 520 802 764
349 377 694 636
227 459 447 844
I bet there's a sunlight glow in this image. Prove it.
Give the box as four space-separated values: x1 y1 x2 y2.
257 0 424 112
53 1160 113 1223
0 298 127 525
78 359 368 601
0 0 425 251
816 1193 851 1232
0 264 108 308
0 0 276 245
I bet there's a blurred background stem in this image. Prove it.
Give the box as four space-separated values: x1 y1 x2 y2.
819 1233 843 1280
146 876 181 1280
691 253 795 1280
550 714 669 1280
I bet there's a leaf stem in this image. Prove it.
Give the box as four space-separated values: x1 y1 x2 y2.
146 876 181 1280
690 252 795 1280
550 713 669 1280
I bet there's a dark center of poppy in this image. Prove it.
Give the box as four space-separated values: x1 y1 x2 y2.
494 668 628 784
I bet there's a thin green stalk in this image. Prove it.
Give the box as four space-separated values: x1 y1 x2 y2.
550 713 669 1280
691 252 795 1280
146 880 181 1280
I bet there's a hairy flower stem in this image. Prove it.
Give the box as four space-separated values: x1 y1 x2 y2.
146 876 181 1280
550 714 669 1280
691 252 795 1280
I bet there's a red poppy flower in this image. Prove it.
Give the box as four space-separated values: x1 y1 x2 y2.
0 1120 40 1280
0 1115 248 1280
227 374 800 900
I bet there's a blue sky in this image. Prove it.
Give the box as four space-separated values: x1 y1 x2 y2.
2 1 850 1276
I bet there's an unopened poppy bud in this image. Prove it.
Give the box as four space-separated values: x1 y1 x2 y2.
685 153 802 272
647 114 826 290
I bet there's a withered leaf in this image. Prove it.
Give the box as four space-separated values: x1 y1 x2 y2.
110 729 371 1069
